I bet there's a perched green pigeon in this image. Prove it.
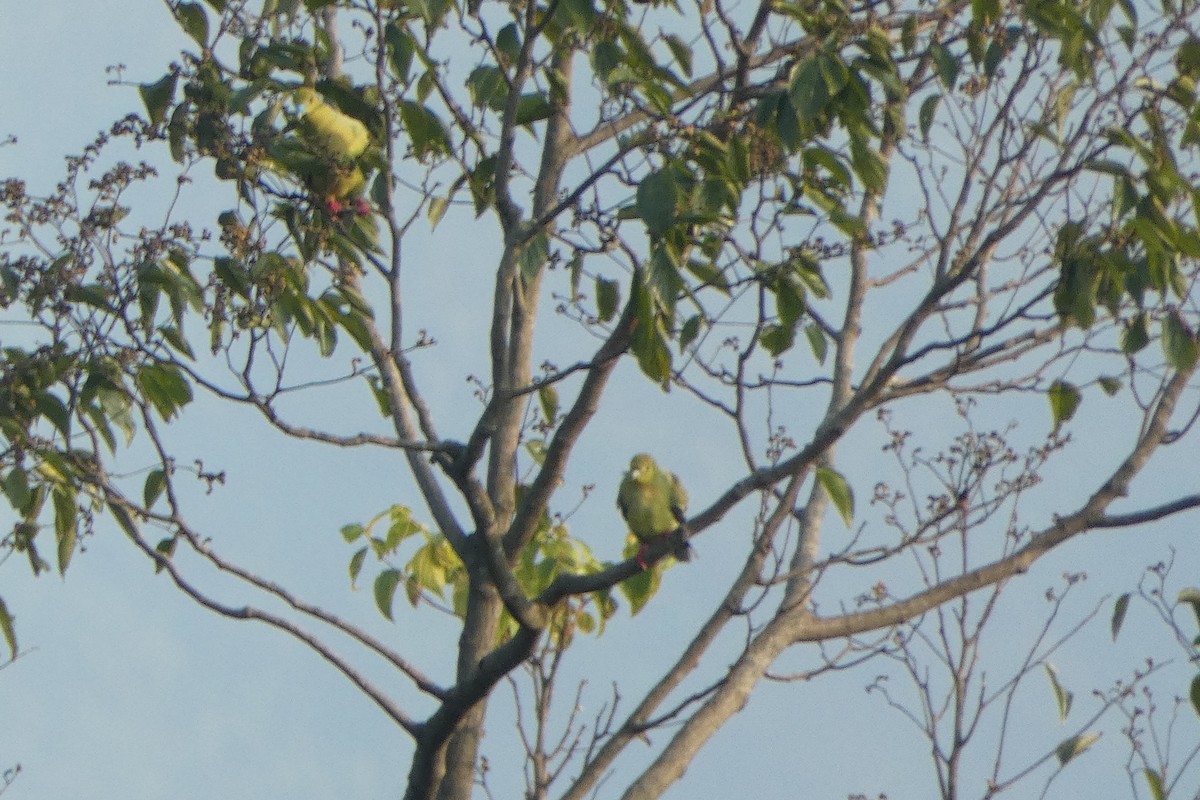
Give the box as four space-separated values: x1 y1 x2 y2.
618 453 692 566
269 87 373 215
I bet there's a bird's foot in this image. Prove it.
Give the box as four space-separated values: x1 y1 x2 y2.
635 543 650 570
323 198 372 217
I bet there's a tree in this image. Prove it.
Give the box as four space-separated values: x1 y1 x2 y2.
4 0 1200 798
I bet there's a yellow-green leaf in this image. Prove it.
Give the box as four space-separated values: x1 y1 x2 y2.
538 384 559 423
0 596 15 659
374 568 403 620
139 73 178 127
596 277 619 322
1045 663 1073 721
1048 380 1081 433
1144 768 1165 800
1111 593 1130 640
349 546 368 588
176 2 210 47
1163 309 1199 370
619 562 663 616
428 195 450 229
52 488 77 576
144 469 167 509
1055 732 1100 764
815 466 854 526
637 171 678 236
1178 587 1200 628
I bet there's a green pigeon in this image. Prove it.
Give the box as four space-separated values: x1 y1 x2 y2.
617 453 692 566
267 87 373 215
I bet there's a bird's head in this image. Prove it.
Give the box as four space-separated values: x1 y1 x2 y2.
292 86 320 110
628 453 657 483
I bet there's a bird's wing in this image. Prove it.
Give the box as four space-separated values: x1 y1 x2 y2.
668 472 688 523
298 95 370 161
616 476 631 520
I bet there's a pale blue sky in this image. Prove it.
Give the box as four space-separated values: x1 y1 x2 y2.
3 3 1200 799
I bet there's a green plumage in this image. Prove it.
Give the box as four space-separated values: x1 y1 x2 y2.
266 87 374 214
617 453 691 562
294 87 370 161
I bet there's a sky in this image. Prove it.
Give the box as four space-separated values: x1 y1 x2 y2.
3 2 1200 800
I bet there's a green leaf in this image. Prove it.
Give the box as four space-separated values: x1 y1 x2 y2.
374 568 403 620
515 93 553 125
1055 732 1100 765
0 596 15 659
1111 593 1130 640
815 466 854 526
683 258 730 293
971 0 1000 26
679 314 701 353
34 392 70 437
348 546 368 587
1054 83 1077 141
1122 314 1150 353
1178 587 1200 629
1047 380 1081 433
386 506 425 550
619 562 663 616
1190 673 1200 718
664 34 693 78
1044 663 1073 721
467 66 506 108
592 40 622 81
154 536 177 571
789 57 828 118
538 384 559 423
1145 769 1166 800
630 283 672 386
108 501 139 538
930 44 960 89
983 38 1005 78
340 523 365 543
144 469 167 509
520 232 550 282
1097 375 1122 395
918 94 940 140
761 324 795 357
427 195 450 229
805 324 828 364
385 22 416 84
637 171 678 236
596 277 619 322
525 439 548 466
398 101 451 159
176 2 210 46
2 468 30 512
53 488 77 576
139 73 178 127
558 0 596 32
850 138 889 192
645 244 684 309
1163 310 1199 370
136 363 194 421
409 541 451 600
408 0 451 26
897 13 917 51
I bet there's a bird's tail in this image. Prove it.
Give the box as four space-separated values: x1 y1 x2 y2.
671 528 694 562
